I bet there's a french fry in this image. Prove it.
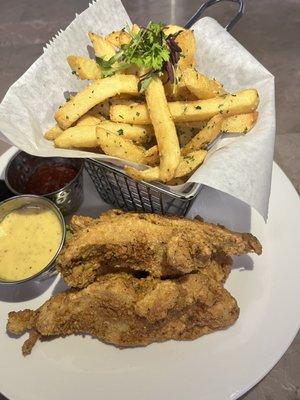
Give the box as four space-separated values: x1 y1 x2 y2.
88 32 116 60
96 128 145 163
110 89 259 124
181 114 224 155
164 78 197 101
163 25 185 36
145 78 181 182
55 74 139 129
183 68 226 99
76 114 105 126
55 126 98 148
176 30 196 70
97 121 153 145
67 56 102 80
125 165 160 182
166 177 186 186
163 31 196 102
144 145 160 166
131 24 140 35
176 149 207 176
105 31 131 47
44 124 63 141
221 112 258 133
176 113 258 135
88 97 139 120
125 149 207 182
110 104 148 124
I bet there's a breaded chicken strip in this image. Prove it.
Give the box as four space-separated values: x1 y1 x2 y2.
7 272 239 355
58 211 261 288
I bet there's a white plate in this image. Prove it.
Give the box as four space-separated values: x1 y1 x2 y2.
0 147 299 400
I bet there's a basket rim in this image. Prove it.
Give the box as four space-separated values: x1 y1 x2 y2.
85 158 202 200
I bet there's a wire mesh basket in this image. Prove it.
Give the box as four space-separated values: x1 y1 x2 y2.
85 0 244 216
85 159 202 215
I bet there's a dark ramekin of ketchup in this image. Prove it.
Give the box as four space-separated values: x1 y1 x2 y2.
5 151 84 215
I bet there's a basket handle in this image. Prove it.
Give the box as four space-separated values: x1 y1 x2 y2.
184 0 244 31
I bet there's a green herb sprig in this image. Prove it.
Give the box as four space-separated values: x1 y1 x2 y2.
96 21 182 92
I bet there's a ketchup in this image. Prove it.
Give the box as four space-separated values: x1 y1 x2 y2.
25 163 77 195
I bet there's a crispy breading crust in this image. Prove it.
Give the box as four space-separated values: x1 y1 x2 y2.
7 272 239 355
59 211 261 288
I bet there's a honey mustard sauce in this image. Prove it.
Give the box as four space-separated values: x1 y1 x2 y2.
0 205 62 281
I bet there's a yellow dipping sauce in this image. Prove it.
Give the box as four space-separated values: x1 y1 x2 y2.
0 205 62 281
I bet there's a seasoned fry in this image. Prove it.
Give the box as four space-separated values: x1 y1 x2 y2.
88 32 116 60
55 74 139 129
110 104 148 124
162 30 196 102
164 79 197 101
166 177 186 186
97 121 153 145
144 145 160 166
106 31 131 47
44 21 260 183
183 68 226 99
176 30 196 70
131 24 140 35
163 25 185 36
145 78 180 182
55 126 98 149
125 149 207 182
177 113 258 136
96 128 146 163
125 165 160 181
221 112 258 133
44 124 63 141
110 89 259 124
181 115 224 155
76 114 105 126
67 56 102 80
176 150 207 176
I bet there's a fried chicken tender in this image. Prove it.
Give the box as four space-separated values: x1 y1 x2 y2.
7 272 239 355
58 210 261 288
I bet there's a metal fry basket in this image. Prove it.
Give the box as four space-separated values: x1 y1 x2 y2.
85 0 244 216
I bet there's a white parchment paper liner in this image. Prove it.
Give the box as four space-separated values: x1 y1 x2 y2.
0 0 275 219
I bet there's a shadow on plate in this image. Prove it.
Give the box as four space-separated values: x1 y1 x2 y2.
232 254 254 271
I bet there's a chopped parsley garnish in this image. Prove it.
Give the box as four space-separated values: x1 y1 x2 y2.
117 129 124 135
195 105 202 110
96 21 182 92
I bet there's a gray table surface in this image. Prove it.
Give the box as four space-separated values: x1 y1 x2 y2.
0 1 299 399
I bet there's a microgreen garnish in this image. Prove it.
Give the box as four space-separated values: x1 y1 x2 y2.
96 21 182 92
